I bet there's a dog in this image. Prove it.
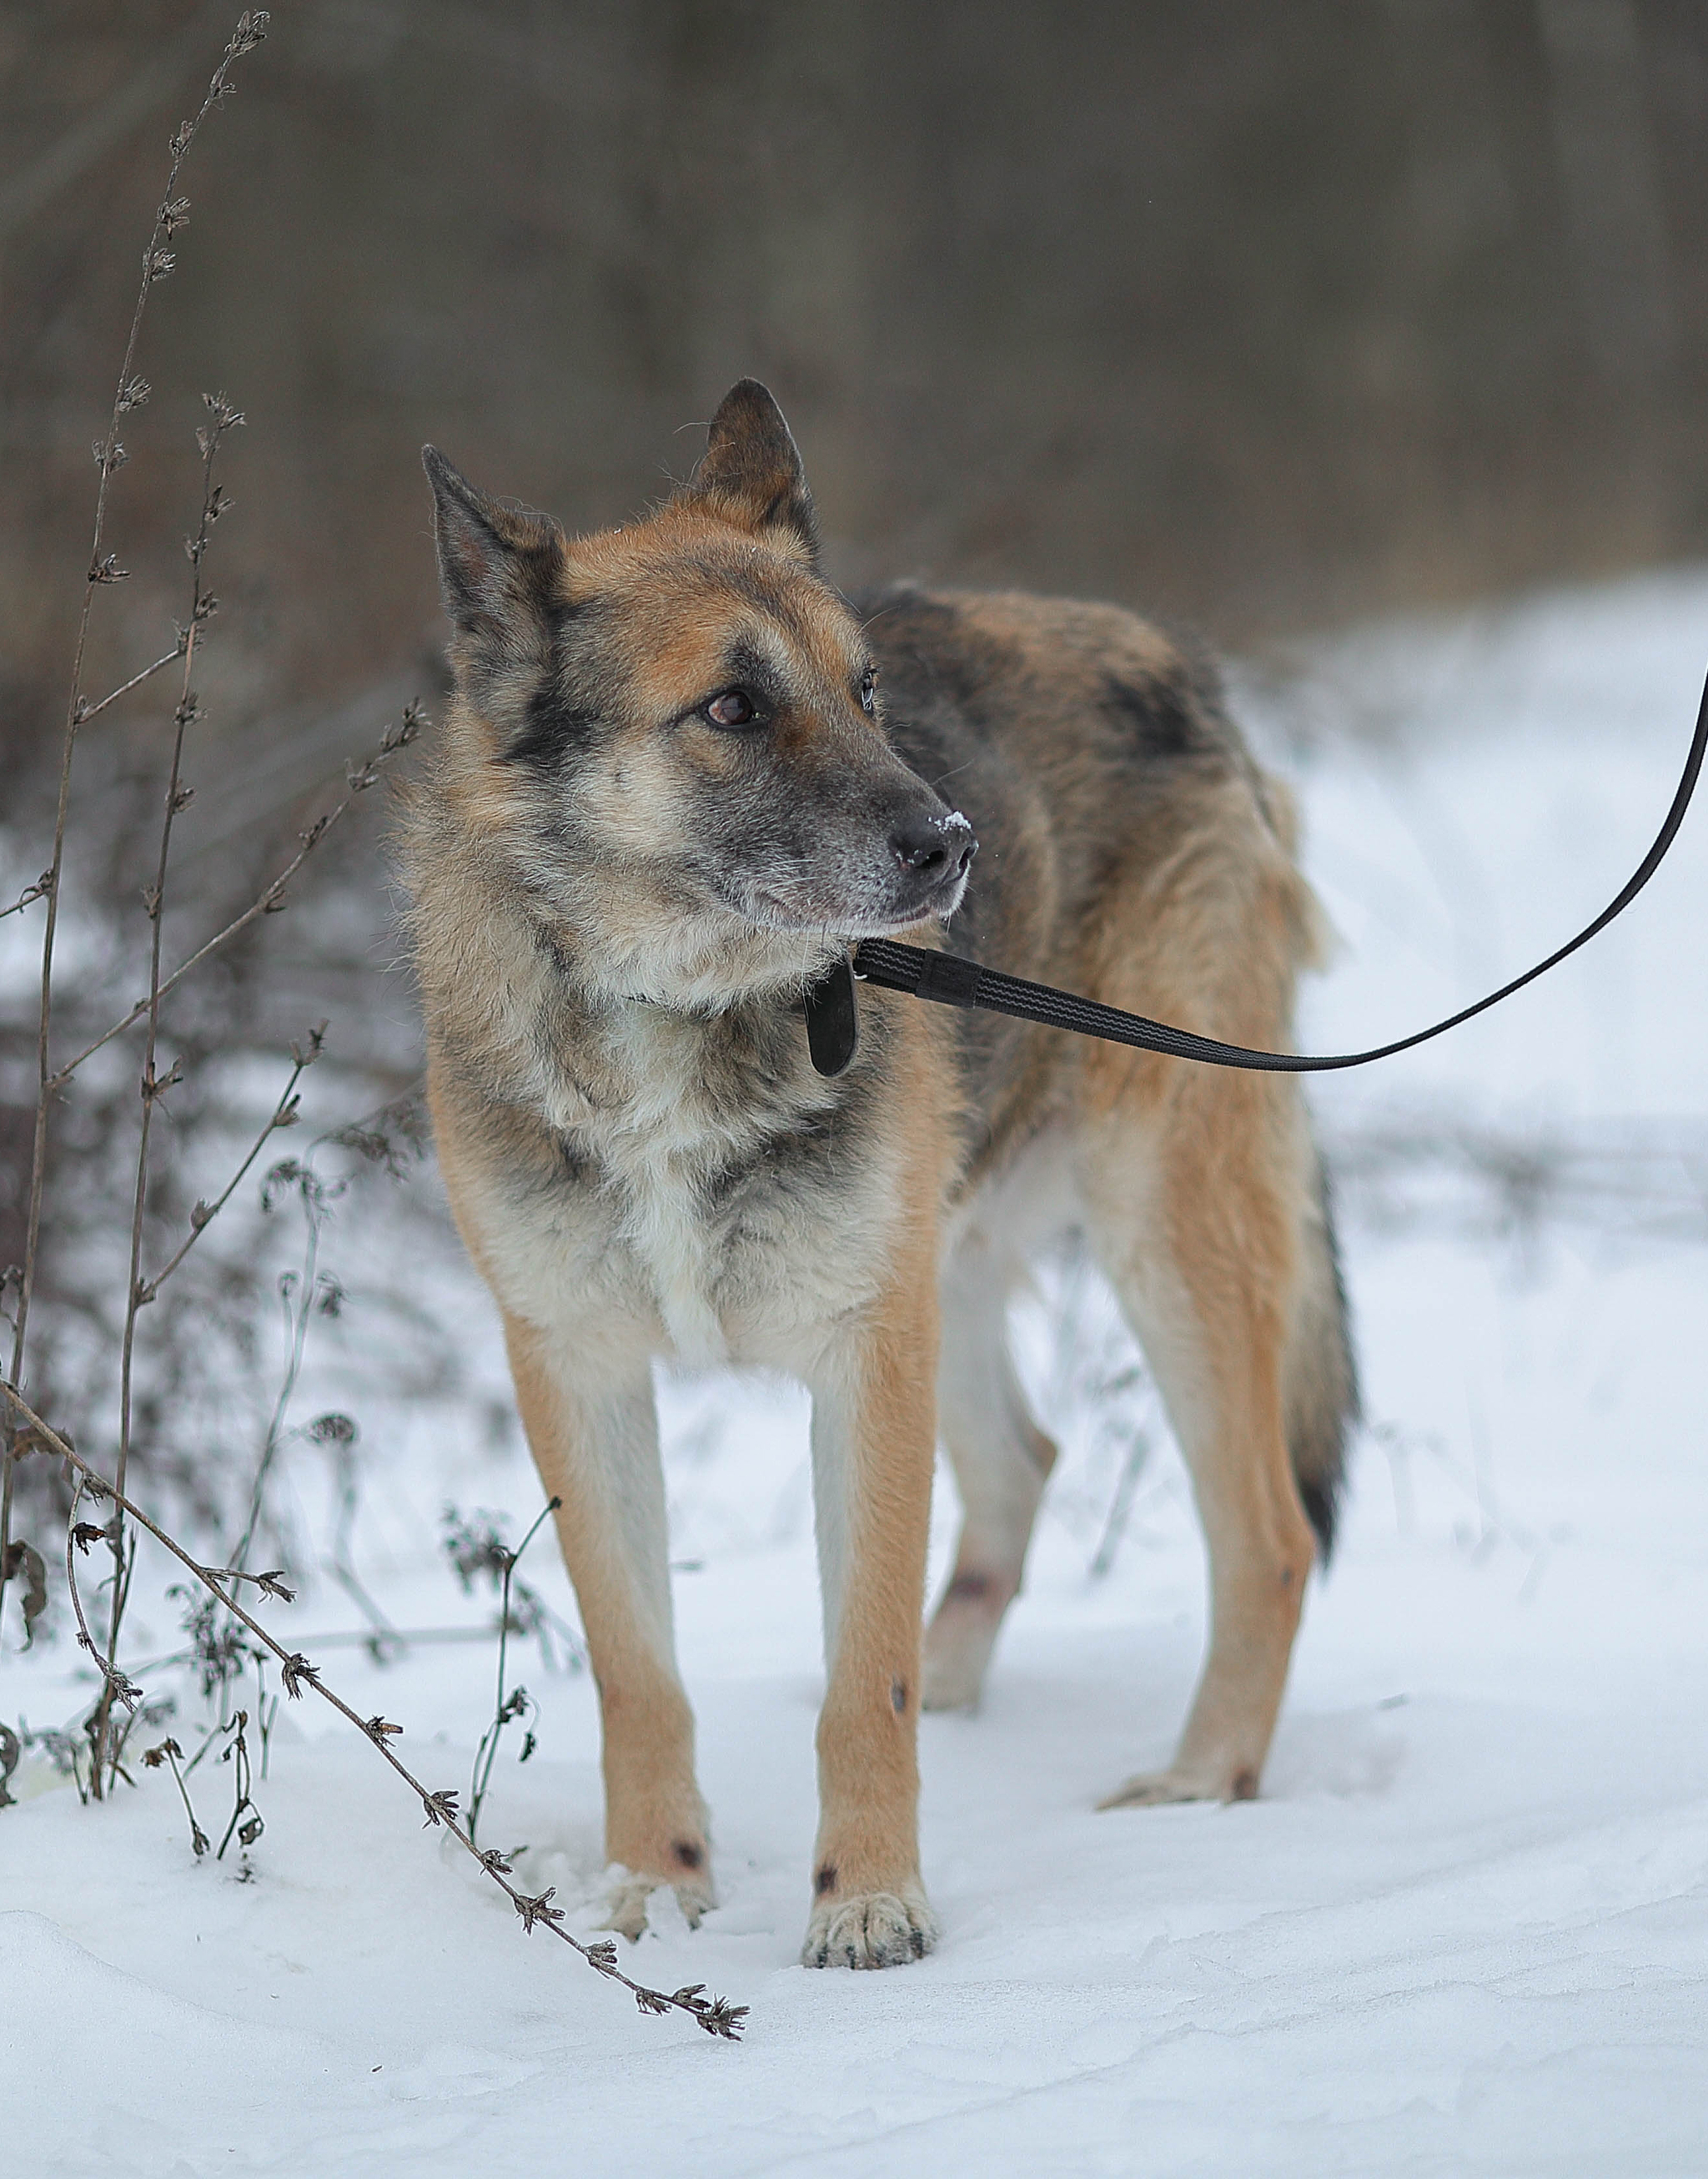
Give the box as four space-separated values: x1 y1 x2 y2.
404 380 1357 1970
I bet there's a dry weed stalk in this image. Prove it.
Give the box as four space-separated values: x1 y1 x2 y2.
460 1496 561 1848
441 1503 586 1677
92 387 249 1784
1 8 269 1638
141 1734 210 1856
1 8 746 2043
45 709 424 1095
2 876 54 922
3 1386 747 2038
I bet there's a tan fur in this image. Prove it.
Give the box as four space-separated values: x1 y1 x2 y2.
501 1310 712 1930
802 1020 951 1963
405 384 1357 1969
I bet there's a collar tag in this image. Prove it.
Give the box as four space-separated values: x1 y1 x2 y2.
803 954 860 1077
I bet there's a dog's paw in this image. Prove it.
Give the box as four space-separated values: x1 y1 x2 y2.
599 1869 714 1942
1096 1763 1260 1809
801 1882 939 1970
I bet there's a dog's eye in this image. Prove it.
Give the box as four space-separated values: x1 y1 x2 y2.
704 688 756 729
858 665 878 714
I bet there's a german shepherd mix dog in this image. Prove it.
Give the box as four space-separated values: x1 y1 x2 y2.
406 382 1356 1970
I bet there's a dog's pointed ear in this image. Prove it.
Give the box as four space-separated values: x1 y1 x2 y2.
686 381 818 564
422 445 565 640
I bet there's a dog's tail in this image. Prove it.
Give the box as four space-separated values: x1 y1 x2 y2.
1285 1148 1359 1562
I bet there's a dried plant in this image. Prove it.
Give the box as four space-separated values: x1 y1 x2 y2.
142 1735 210 1859
458 1496 562 1848
212 1706 265 1864
1023 1246 1158 1579
3 9 271 1636
1320 1105 1708 1257
5 1386 746 2038
443 1504 587 1678
0 9 745 2044
0 1722 23 1809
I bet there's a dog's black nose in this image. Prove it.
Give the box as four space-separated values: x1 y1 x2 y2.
890 809 977 882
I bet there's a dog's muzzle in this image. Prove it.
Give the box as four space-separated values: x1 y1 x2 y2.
888 808 977 916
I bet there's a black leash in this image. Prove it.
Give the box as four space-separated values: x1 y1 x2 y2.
804 667 1708 1079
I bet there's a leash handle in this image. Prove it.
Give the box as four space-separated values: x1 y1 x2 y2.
851 666 1708 1076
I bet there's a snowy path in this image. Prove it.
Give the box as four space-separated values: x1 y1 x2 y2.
4 571 1707 2176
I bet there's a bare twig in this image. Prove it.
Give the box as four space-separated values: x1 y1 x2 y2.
121 1616 590 1683
198 1566 297 1602
467 1497 561 1846
214 1707 264 1859
2 1382 746 2040
76 641 190 729
94 392 245 1792
445 1504 587 1677
63 1479 143 1719
222 1095 424 1578
229 1155 331 1574
1088 1428 1153 1580
2 6 269 1633
48 704 424 1091
323 1431 404 1660
142 1737 210 1857
0 874 53 922
137 1037 321 1307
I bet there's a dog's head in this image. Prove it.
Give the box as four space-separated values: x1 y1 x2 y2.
422 382 974 1001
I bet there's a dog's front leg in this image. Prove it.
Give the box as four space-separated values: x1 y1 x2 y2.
802 1261 941 1968
501 1309 711 1938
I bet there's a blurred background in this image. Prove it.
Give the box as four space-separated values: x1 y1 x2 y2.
8 20 1708 2128
3 0 1707 1542
8 0 1708 714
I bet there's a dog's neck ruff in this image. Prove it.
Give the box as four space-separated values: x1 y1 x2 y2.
534 907 839 1022
555 937 860 1081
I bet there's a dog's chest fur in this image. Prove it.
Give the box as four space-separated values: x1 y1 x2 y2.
465 969 900 1371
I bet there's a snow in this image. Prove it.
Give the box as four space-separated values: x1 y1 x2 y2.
6 568 1708 2176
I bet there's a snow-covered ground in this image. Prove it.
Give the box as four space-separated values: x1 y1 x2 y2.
5 570 1708 2176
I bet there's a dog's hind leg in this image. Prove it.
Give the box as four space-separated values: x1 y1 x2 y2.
1077 1066 1319 1807
502 1310 713 1937
922 1234 1057 1711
